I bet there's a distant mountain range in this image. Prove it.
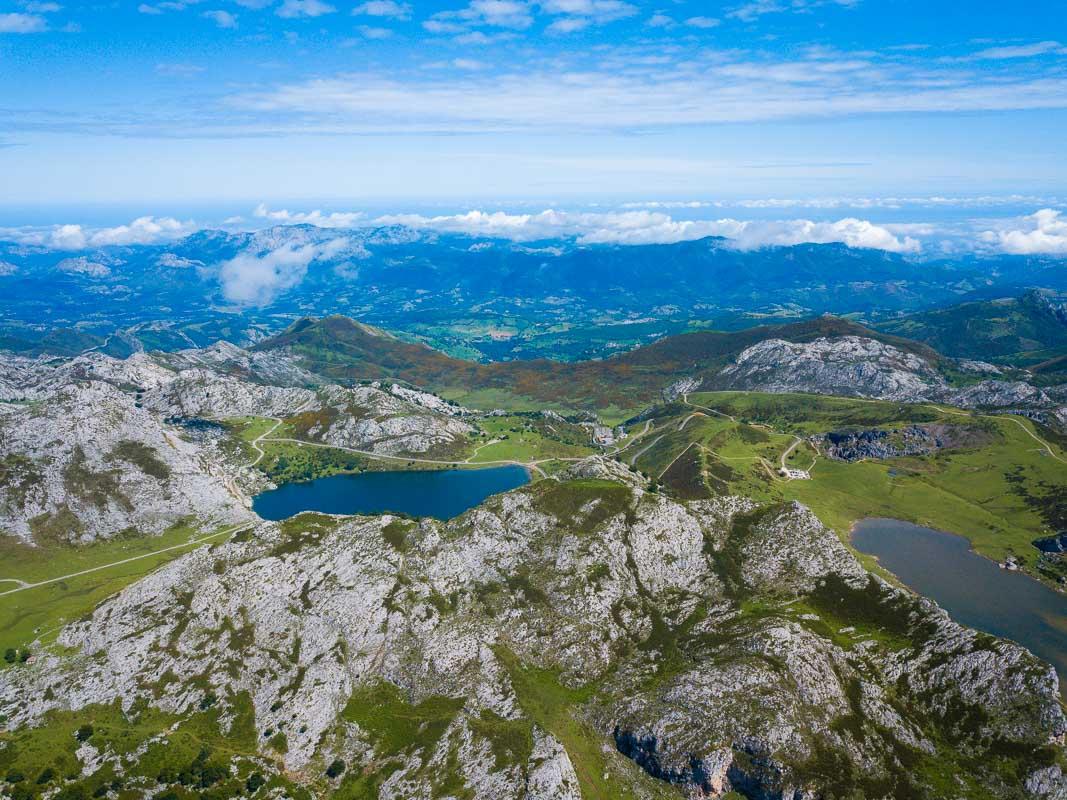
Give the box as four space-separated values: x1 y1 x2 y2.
1 224 1065 363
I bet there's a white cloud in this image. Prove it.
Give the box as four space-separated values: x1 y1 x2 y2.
254 203 366 228
50 224 88 250
685 16 719 28
728 0 858 22
620 201 713 209
981 209 1067 255
541 0 636 20
427 0 534 32
546 16 587 33
368 208 921 252
0 12 47 32
451 58 486 70
88 216 195 246
56 256 111 277
970 41 1066 60
359 25 393 38
541 0 636 32
231 62 1067 131
277 0 335 18
0 261 17 276
353 0 410 18
219 239 349 305
202 9 238 27
646 13 673 27
709 217 920 253
156 62 206 77
34 217 196 250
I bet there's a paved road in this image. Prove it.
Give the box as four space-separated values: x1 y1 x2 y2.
262 436 558 477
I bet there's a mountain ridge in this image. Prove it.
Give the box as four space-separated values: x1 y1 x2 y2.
255 314 952 413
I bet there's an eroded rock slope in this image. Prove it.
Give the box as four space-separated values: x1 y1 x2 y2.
1 460 1062 799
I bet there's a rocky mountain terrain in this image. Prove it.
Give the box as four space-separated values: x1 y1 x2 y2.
708 335 1063 412
0 348 480 545
819 423 993 462
0 376 252 544
1 459 1064 799
2 323 1067 799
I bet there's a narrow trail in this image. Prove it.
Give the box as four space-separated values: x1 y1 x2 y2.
248 399 317 468
929 404 1067 466
465 439 502 461
658 441 697 480
607 419 654 457
0 523 253 598
681 394 737 422
678 412 704 431
250 418 284 467
628 434 665 466
676 394 814 481
1002 417 1066 465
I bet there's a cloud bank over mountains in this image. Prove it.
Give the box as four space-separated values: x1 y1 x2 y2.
371 209 922 252
11 216 196 250
980 209 1067 256
5 204 1067 261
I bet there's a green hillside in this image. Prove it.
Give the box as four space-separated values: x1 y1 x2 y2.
875 290 1067 367
257 315 942 420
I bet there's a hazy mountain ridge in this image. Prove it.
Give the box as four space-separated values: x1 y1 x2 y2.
876 290 1067 371
2 224 1066 363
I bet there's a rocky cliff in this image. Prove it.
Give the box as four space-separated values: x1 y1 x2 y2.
0 347 479 544
1 460 1062 799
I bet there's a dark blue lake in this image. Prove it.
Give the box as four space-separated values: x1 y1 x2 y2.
252 465 530 521
852 518 1067 692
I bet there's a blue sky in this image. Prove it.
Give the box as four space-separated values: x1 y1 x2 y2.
0 0 1065 215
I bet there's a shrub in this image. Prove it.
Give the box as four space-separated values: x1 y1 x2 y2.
75 724 94 742
245 773 266 793
325 760 346 779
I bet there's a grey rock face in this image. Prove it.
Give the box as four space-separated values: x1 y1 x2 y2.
0 345 478 543
712 335 1064 410
715 336 945 402
0 379 252 542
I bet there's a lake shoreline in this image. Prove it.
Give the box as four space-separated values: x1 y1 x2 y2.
850 517 1067 698
252 464 532 522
